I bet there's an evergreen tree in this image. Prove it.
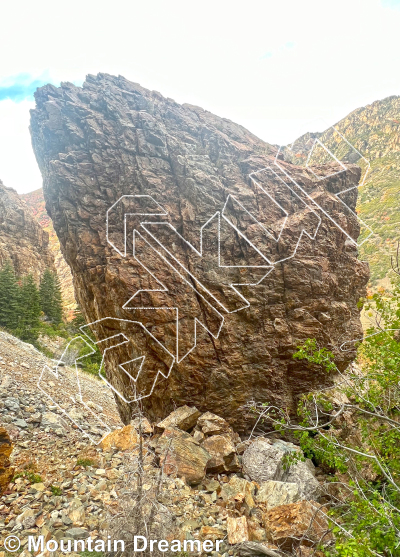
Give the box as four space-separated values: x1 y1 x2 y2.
51 272 63 324
0 261 19 330
39 268 63 324
17 274 41 343
39 268 53 318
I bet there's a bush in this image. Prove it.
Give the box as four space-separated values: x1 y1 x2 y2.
250 254 400 555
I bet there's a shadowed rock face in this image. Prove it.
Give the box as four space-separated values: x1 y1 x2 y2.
30 73 369 432
0 179 55 280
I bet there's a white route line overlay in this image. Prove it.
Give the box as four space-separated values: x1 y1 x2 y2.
279 122 373 247
38 128 378 444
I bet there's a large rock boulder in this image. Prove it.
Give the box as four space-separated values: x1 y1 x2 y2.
263 500 331 550
242 438 320 500
156 426 211 485
30 73 369 431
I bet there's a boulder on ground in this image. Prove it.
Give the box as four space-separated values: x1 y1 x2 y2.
243 438 320 500
131 416 153 434
156 406 201 432
100 424 138 451
227 516 249 544
197 412 232 436
255 480 300 511
202 434 240 473
157 426 210 485
0 427 13 493
263 500 331 550
220 475 256 510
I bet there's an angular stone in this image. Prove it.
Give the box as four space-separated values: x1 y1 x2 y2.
157 406 201 432
41 412 64 431
199 525 226 543
280 459 321 502
13 419 28 428
243 439 320 500
16 508 35 525
131 416 153 434
198 412 231 436
65 527 90 539
263 500 331 550
30 482 46 492
204 479 220 493
4 398 19 412
157 427 210 485
202 434 240 473
220 475 256 510
256 480 300 510
227 516 249 544
100 424 138 451
68 505 86 524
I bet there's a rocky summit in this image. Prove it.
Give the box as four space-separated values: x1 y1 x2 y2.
30 73 369 431
0 179 55 281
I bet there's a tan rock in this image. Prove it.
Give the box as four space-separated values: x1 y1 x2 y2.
157 406 201 432
0 427 13 494
247 517 268 542
263 500 331 550
227 516 249 544
100 424 138 451
221 475 256 510
16 508 35 525
131 416 153 434
203 434 240 473
31 482 46 492
255 480 300 510
199 525 226 543
68 505 86 524
158 427 210 485
198 412 232 436
106 468 121 480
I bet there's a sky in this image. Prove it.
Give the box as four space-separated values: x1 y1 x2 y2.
1 0 400 194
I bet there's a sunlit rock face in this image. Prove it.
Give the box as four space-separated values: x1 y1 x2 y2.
30 73 369 432
0 179 55 280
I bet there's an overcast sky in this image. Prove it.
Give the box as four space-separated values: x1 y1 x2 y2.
1 0 400 194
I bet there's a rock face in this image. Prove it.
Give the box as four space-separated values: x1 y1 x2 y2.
30 73 369 431
0 179 55 280
21 188 77 318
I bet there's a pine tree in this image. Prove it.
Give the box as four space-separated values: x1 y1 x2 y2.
39 268 53 319
18 274 41 342
51 272 63 324
0 261 20 330
39 268 63 324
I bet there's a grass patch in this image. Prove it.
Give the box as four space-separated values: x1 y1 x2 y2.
76 458 96 468
50 485 63 496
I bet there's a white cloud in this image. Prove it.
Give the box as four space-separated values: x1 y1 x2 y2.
0 0 400 193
